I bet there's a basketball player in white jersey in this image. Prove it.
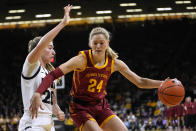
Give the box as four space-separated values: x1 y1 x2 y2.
18 4 72 131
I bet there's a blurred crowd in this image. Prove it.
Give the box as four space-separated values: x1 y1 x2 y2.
108 94 196 131
0 18 196 131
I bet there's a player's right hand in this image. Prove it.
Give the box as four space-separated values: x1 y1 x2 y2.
61 4 72 26
29 92 44 119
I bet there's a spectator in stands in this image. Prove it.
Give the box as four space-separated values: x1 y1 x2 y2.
145 117 156 130
11 114 20 130
138 118 146 131
148 107 154 117
0 114 4 130
184 96 194 131
135 109 141 119
123 118 130 129
173 103 185 129
128 111 137 130
156 116 164 130
5 115 11 130
164 106 173 129
140 106 148 118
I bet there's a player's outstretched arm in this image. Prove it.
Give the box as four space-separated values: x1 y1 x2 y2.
113 59 163 89
28 4 72 64
36 54 84 95
29 54 85 118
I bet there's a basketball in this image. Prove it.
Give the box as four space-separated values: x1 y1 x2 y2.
158 78 185 107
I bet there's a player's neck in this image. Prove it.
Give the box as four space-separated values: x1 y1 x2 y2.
39 59 46 68
92 53 106 66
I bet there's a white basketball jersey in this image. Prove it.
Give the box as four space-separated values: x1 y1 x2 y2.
21 58 55 114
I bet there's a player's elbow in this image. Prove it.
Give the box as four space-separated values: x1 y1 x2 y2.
136 77 148 89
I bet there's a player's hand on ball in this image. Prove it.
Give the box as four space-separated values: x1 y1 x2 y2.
158 77 185 106
61 4 72 26
160 77 170 87
29 92 43 119
57 110 65 121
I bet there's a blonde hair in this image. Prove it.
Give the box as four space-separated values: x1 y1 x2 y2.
89 27 118 59
28 36 61 83
28 36 42 53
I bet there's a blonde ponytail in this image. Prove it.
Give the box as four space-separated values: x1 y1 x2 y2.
106 46 118 59
46 63 55 72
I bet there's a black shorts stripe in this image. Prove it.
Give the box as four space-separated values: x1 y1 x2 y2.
21 66 41 80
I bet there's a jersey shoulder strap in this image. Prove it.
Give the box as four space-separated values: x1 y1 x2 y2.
21 66 41 80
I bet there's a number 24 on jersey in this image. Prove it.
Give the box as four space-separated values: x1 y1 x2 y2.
87 79 103 93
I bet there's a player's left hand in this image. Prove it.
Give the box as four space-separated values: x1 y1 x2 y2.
61 4 72 26
56 110 65 121
52 104 65 121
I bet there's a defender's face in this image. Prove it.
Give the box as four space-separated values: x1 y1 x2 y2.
41 42 56 64
90 34 109 55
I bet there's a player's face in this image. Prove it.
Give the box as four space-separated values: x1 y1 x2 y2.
185 97 191 102
90 34 109 55
41 42 55 64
